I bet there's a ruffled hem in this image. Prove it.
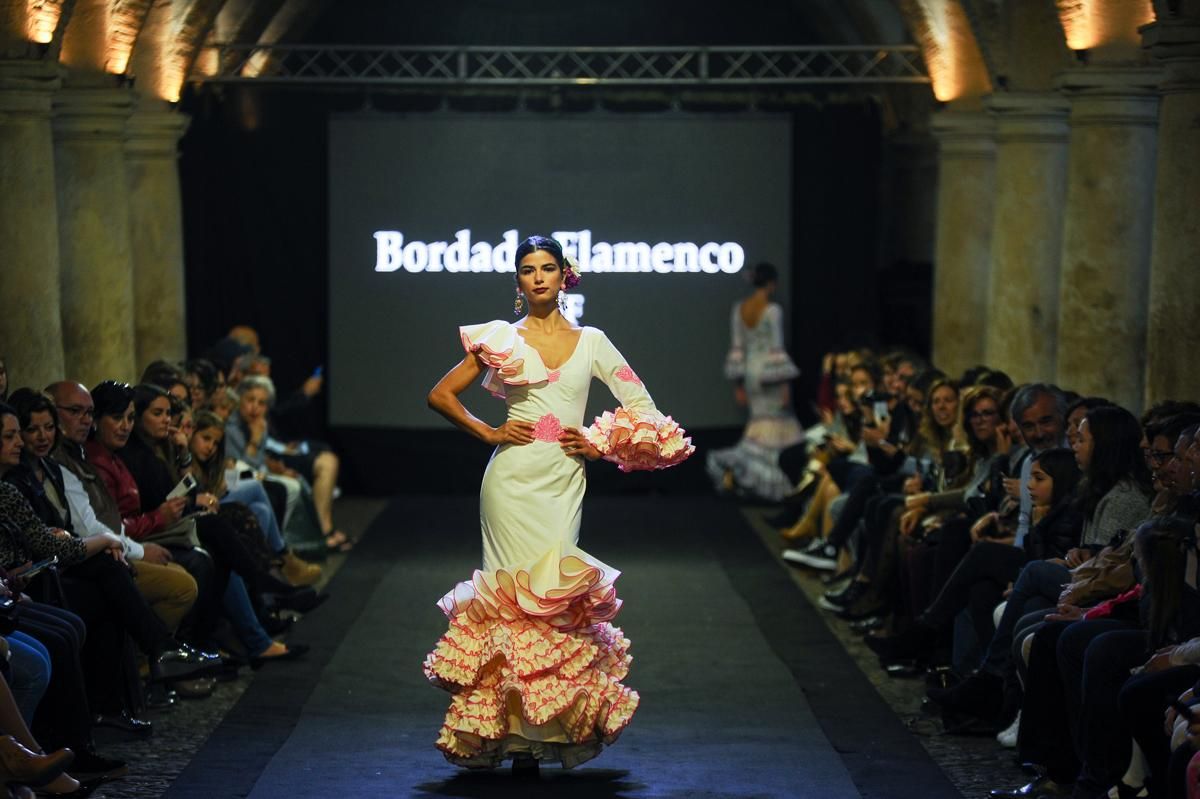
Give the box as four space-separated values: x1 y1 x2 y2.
584 407 695 473
460 320 549 399
426 547 639 769
757 350 800 384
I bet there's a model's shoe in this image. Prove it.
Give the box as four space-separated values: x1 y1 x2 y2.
782 538 838 570
511 755 539 779
279 550 322 587
988 775 1072 799
996 711 1020 749
0 737 73 788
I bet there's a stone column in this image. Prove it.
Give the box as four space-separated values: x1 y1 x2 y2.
53 86 138 386
930 110 996 376
983 93 1070 384
126 104 190 369
1142 18 1200 405
0 60 66 388
1054 67 1160 412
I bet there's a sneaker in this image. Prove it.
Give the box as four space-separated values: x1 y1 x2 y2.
819 580 866 611
996 711 1020 748
783 539 838 570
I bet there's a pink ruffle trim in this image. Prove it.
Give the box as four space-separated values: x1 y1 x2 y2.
426 547 638 767
584 407 696 473
459 321 549 398
436 548 621 632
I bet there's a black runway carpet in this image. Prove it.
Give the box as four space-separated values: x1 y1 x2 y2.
165 495 960 799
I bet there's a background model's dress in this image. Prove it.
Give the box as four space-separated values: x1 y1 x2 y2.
706 302 803 501
424 320 692 769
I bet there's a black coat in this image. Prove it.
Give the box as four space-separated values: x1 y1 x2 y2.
1024 500 1083 562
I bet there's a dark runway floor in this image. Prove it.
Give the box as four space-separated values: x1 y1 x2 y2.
163 494 962 799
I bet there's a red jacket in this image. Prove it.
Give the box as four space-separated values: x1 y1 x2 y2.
84 441 165 541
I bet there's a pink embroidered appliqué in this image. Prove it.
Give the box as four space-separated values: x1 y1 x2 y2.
547 370 561 384
614 365 642 386
531 413 564 443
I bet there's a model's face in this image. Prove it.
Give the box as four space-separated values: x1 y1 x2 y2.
1019 395 1064 453
190 425 223 463
1072 417 1094 471
516 251 563 306
930 385 959 429
1027 461 1055 508
98 403 135 451
967 398 1001 443
55 386 95 445
239 388 269 422
139 396 173 441
0 415 23 469
21 410 57 459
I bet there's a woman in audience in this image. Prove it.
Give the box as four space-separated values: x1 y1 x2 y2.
188 411 320 587
86 382 303 665
0 396 203 722
924 447 1083 724
0 404 130 780
707 261 803 501
225 376 350 553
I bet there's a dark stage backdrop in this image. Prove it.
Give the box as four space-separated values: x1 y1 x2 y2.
328 112 792 429
180 90 883 493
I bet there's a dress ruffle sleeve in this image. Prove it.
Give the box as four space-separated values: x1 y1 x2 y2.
459 320 549 399
759 350 800 384
585 331 695 472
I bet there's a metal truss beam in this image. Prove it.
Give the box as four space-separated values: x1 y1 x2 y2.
190 44 930 88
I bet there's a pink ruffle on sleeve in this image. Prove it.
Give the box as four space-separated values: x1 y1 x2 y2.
584 407 695 472
459 320 548 398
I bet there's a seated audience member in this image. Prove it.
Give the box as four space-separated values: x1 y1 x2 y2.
188 410 321 587
0 396 212 721
45 381 201 639
925 447 1083 722
183 359 221 410
85 382 304 665
140 361 191 409
225 376 350 553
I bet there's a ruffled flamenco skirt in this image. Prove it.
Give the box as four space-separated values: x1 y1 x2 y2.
423 546 640 769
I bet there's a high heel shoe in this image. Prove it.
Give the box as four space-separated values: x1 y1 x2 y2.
0 736 73 788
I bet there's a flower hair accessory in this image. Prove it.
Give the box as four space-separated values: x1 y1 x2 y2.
562 256 581 290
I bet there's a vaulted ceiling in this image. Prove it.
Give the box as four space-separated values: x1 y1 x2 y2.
0 1 1161 107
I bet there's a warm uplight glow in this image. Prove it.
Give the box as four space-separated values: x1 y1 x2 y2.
908 0 990 102
25 0 62 44
1056 0 1155 51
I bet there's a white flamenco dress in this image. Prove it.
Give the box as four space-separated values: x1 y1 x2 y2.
424 320 694 769
705 302 803 501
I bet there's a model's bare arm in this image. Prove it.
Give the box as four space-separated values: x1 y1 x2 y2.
427 356 534 446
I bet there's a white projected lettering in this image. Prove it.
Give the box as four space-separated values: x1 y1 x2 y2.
373 229 745 275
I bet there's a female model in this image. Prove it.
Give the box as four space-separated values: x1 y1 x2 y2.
424 235 693 772
706 262 802 501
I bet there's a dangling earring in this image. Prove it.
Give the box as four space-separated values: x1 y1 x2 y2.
557 290 567 314
513 288 524 316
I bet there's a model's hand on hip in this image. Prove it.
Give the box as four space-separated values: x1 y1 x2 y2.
490 421 535 446
559 427 601 461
